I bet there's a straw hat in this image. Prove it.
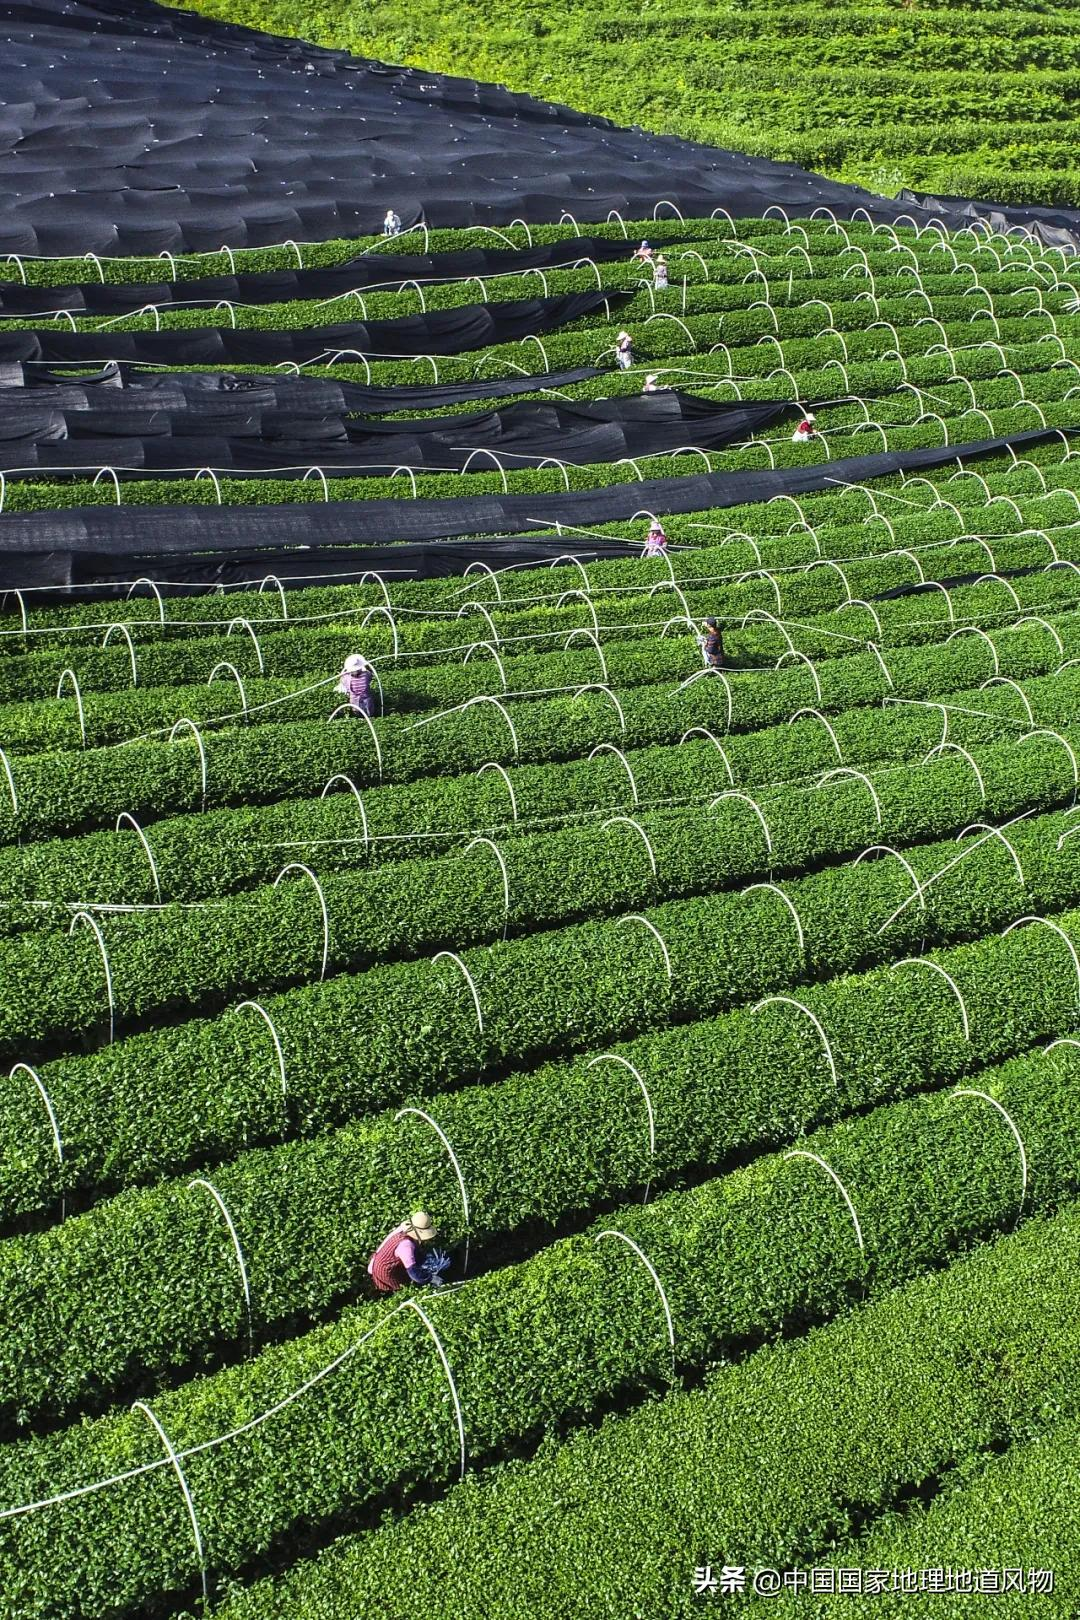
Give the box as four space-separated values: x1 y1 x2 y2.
344 654 368 673
405 1211 436 1242
617 331 631 342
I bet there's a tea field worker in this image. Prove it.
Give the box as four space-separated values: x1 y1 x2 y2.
383 208 402 237
615 330 634 370
631 238 654 262
336 653 373 717
700 617 726 670
368 1212 449 1293
642 373 661 393
791 409 817 443
644 521 669 557
653 254 669 290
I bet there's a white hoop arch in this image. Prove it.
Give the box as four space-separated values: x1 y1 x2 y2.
462 836 511 939
462 695 519 757
168 718 208 811
589 743 641 805
602 816 658 878
679 726 735 785
102 622 139 686
586 1054 657 1201
572 684 628 735
789 706 843 761
752 996 839 1088
395 1106 473 1275
615 913 673 980
56 668 87 749
949 1088 1028 1225
114 812 162 902
922 742 987 805
783 1150 865 1254
955 819 1027 886
132 1402 208 1607
462 640 508 693
463 560 505 602
893 958 972 1041
433 951 485 1033
273 863 330 981
853 844 927 919
708 790 773 856
69 910 115 1043
946 625 1000 676
741 882 805 958
814 767 883 823
226 617 266 675
327 697 383 778
207 661 249 717
1002 915 1080 1010
8 1062 63 1175
126 577 166 624
476 761 518 823
360 604 400 661
188 1176 254 1352
232 1000 288 1097
777 651 824 704
320 775 370 851
980 676 1035 726
592 1229 676 1380
1020 729 1079 802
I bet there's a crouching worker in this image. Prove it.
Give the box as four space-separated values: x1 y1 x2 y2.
791 409 817 443
336 653 373 717
644 521 669 557
368 1211 451 1293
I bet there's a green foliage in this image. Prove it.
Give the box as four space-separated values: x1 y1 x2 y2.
154 0 1080 205
5 885 1080 1428
6 1091 1080 1617
211 1201 1080 1620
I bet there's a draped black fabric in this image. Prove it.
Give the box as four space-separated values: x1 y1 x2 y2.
0 237 648 317
0 392 795 477
0 535 644 594
0 0 1076 260
0 362 607 412
0 427 1070 585
0 290 627 366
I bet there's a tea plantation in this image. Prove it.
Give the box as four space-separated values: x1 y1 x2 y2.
1 2 1080 1618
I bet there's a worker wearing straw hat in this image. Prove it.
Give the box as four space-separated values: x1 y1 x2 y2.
336 652 373 717
368 1211 446 1293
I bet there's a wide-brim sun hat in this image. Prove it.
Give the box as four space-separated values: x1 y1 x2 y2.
407 1211 436 1242
344 654 367 673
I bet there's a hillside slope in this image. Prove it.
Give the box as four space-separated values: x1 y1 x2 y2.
162 0 1080 206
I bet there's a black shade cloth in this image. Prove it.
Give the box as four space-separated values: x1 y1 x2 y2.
0 536 642 594
0 363 607 412
0 427 1070 583
0 392 794 477
0 290 627 366
0 0 1076 261
0 237 645 317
